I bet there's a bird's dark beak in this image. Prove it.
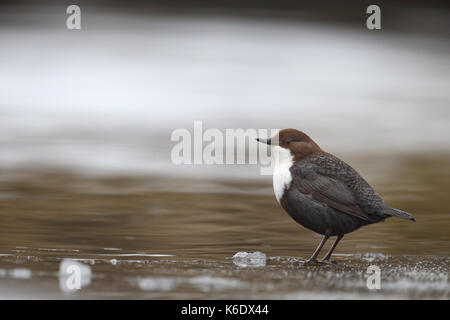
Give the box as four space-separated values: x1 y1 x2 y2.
256 138 271 145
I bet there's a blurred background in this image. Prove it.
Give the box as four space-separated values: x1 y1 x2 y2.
1 0 449 177
0 0 449 299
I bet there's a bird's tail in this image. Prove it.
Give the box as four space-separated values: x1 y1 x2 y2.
382 207 416 222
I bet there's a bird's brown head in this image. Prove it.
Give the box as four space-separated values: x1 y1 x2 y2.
257 128 323 160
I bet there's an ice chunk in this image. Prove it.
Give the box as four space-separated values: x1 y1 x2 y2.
358 253 390 263
136 276 245 292
9 268 31 279
137 277 178 291
188 276 245 292
59 259 92 293
232 251 266 267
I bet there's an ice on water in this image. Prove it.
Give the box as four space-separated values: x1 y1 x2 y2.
0 268 32 279
232 251 266 267
137 276 245 292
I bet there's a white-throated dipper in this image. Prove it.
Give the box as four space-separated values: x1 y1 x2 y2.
257 129 415 264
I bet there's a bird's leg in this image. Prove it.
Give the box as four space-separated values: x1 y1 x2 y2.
305 234 330 263
320 234 344 263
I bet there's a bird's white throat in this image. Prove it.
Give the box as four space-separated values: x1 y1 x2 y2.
272 146 294 203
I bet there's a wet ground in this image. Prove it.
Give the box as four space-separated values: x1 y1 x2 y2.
0 154 449 299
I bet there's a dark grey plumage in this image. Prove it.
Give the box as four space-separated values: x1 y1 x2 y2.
281 153 388 236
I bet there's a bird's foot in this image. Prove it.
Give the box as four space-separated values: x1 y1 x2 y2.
292 258 306 264
294 258 338 265
294 258 324 265
319 259 338 265
305 258 320 264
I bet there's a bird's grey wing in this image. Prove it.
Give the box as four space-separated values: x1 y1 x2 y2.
291 167 376 222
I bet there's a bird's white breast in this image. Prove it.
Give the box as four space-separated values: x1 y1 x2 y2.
272 146 294 203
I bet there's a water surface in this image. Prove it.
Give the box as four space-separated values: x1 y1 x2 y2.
0 154 449 299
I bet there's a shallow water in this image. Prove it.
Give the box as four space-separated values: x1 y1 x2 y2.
0 154 449 299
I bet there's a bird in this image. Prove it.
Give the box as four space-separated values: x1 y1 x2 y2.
256 128 415 264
